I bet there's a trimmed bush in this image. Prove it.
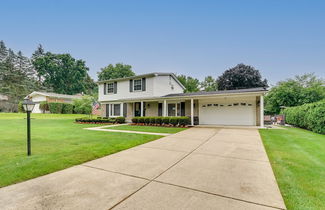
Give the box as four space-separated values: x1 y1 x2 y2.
130 116 190 127
18 101 25 113
75 117 124 124
149 117 156 124
138 117 145 123
132 117 139 123
144 117 150 124
282 100 325 134
39 101 49 113
162 117 170 125
116 117 126 124
49 102 63 114
179 117 190 126
62 103 73 114
155 117 163 125
169 117 179 126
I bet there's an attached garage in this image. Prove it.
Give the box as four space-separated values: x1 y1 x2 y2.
199 97 257 126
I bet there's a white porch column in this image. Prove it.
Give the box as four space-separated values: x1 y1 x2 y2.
175 103 178 116
140 101 144 117
120 103 123 117
133 102 135 117
163 100 167 117
260 95 264 128
190 98 194 126
108 104 111 117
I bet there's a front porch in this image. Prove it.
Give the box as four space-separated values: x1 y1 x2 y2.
102 99 199 126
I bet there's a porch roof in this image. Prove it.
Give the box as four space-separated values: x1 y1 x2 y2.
101 87 267 103
163 87 267 98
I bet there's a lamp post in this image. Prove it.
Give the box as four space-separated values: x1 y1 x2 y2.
22 98 35 156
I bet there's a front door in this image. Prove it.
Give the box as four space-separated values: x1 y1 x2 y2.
134 102 141 117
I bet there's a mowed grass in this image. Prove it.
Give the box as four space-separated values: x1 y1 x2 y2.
106 125 187 134
0 113 162 188
259 127 325 210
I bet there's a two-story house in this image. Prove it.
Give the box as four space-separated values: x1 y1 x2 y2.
97 72 267 127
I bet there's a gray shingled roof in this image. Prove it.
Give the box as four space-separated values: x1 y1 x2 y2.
163 87 267 98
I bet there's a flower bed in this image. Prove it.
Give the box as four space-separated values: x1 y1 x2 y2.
131 116 190 127
75 117 125 124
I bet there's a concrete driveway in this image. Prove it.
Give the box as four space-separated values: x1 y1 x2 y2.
0 128 286 210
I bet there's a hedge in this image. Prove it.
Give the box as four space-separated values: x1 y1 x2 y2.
48 102 63 114
281 100 325 134
40 101 49 113
131 116 190 126
62 103 73 114
75 117 125 124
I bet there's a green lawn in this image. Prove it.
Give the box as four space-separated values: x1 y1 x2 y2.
105 125 187 134
0 113 162 188
259 127 325 210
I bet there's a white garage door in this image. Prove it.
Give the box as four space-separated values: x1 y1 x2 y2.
199 100 256 125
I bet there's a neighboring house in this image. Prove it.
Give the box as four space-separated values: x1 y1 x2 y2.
97 72 267 127
0 94 9 101
26 91 82 113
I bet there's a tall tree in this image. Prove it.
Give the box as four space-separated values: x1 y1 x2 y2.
0 40 8 62
97 63 135 81
217 63 268 90
177 75 200 93
31 44 45 83
0 46 38 111
201 76 218 91
32 52 91 94
265 73 325 114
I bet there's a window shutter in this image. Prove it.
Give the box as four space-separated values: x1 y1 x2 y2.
114 82 117 94
123 103 127 117
104 83 107 95
129 80 133 92
142 78 146 91
181 102 185 116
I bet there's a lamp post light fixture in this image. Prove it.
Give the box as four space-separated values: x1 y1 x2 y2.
22 98 35 156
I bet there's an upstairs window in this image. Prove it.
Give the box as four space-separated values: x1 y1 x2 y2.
134 79 142 91
107 83 114 93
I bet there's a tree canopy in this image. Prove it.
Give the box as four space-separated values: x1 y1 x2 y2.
0 41 39 111
217 64 268 90
265 73 325 114
177 75 200 93
201 76 218 91
32 51 95 95
97 63 135 81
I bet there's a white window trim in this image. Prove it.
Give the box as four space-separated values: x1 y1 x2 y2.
108 103 122 117
167 102 181 117
107 82 114 94
133 79 142 92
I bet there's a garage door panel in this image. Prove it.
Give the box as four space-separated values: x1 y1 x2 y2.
199 100 256 125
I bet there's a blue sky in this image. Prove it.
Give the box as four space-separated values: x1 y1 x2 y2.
1 0 324 85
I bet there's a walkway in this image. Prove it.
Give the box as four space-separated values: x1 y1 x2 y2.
0 128 286 210
84 124 171 136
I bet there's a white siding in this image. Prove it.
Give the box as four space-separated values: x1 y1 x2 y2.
153 75 184 96
30 95 47 113
98 75 184 102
